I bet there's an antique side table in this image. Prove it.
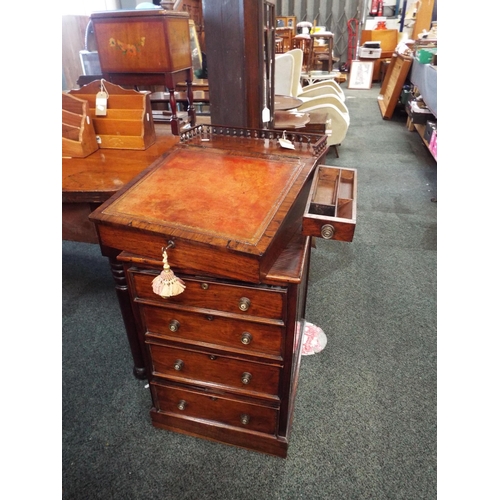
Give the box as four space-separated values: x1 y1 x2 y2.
91 9 195 135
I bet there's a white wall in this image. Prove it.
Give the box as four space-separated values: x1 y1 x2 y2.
61 1 119 16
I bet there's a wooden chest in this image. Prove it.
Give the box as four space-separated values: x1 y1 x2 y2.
91 9 192 86
89 125 356 457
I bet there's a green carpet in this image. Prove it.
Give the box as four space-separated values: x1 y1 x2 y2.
62 85 437 499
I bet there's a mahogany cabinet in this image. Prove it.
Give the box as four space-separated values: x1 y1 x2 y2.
89 125 356 457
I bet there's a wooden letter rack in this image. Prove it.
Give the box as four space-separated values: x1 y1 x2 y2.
67 80 156 150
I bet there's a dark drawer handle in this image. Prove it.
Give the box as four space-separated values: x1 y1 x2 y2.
321 224 335 239
177 400 187 411
173 359 184 371
241 332 253 345
239 297 251 311
241 372 252 385
240 414 250 425
169 319 180 332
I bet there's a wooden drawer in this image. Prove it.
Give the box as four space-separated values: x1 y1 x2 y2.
142 304 284 359
130 270 286 320
302 165 357 242
148 343 281 399
151 381 278 435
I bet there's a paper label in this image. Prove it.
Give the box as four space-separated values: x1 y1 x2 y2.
95 91 108 116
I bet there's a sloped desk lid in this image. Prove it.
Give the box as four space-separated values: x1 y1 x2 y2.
90 132 323 282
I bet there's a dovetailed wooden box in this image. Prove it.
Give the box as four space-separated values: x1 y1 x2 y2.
62 92 99 158
67 80 156 150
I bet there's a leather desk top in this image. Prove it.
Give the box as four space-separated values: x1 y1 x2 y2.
90 126 326 282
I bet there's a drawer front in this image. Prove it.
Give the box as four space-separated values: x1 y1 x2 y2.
151 382 278 435
142 304 284 357
303 165 357 242
131 270 286 319
149 343 281 398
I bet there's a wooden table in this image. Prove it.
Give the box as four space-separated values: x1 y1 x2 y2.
274 95 303 111
62 124 179 244
274 111 328 139
274 110 310 129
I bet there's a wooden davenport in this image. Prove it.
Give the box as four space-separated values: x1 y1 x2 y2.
89 125 356 457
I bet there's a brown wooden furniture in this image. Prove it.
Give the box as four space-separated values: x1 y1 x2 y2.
276 16 296 33
62 124 179 245
89 124 356 457
276 27 294 52
311 33 338 73
62 93 99 158
411 0 435 40
378 54 413 119
360 29 399 82
91 9 195 136
202 0 275 129
274 95 303 111
292 35 314 72
274 110 310 129
67 80 156 150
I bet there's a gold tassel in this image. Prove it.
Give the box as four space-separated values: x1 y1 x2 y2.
151 247 186 298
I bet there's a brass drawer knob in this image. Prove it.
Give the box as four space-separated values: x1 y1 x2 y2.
240 332 253 345
241 372 252 385
238 297 251 311
240 414 250 425
320 223 335 239
177 400 187 411
201 282 209 290
173 359 184 371
169 319 180 332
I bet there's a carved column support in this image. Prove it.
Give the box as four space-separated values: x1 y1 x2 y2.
108 256 147 380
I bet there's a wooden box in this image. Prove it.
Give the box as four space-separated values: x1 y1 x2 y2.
302 165 357 242
67 80 156 150
62 92 98 158
91 9 192 84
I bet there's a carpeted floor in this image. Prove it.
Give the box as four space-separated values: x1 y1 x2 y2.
62 83 437 499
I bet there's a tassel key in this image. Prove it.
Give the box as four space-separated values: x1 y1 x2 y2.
151 244 186 298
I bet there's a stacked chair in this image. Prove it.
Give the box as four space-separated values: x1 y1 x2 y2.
275 49 349 157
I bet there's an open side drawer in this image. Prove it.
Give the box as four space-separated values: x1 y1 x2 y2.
302 165 357 242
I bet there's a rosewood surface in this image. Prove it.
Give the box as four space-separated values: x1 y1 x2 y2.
91 9 195 135
62 123 179 243
88 126 325 456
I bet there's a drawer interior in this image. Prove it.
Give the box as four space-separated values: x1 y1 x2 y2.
309 166 356 220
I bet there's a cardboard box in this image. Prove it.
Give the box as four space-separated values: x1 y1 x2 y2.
406 100 434 125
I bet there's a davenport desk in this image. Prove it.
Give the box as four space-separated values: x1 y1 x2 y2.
89 125 357 457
